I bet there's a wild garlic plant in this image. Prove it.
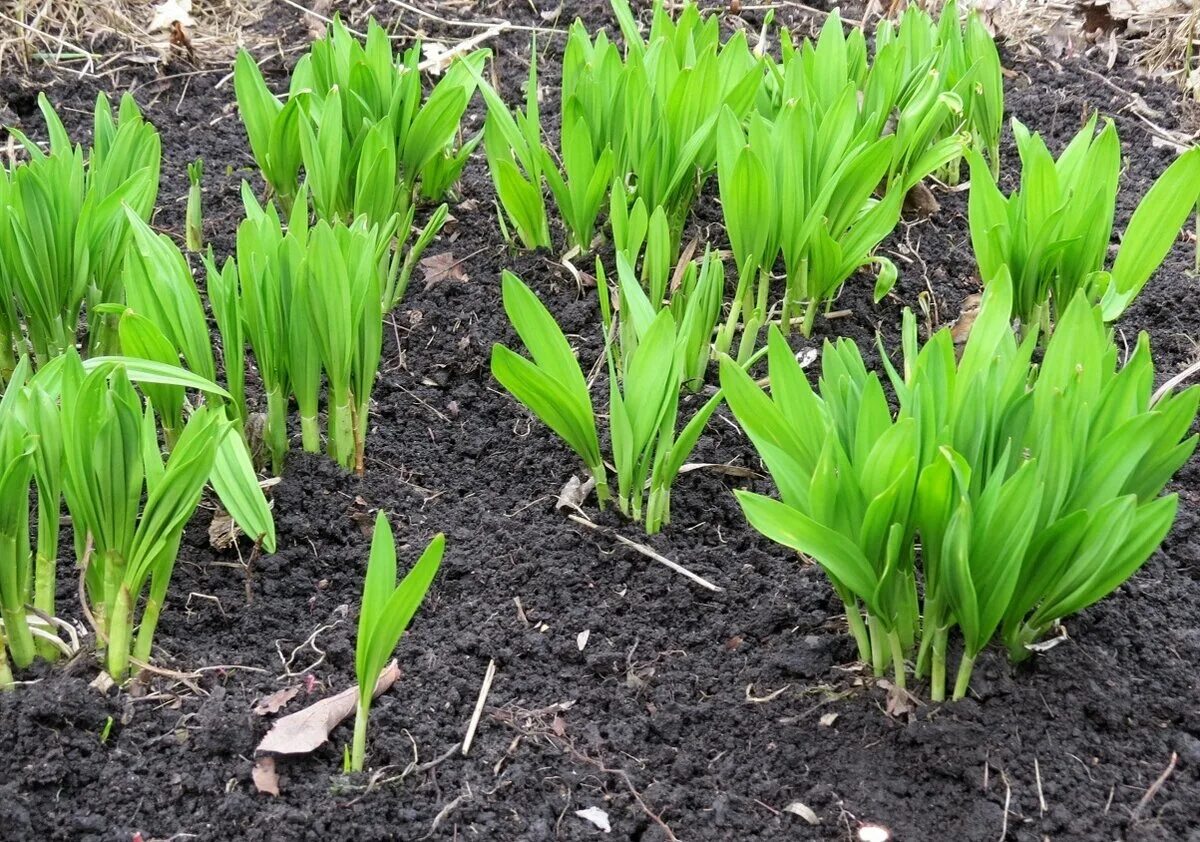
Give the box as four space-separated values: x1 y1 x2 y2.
473 0 762 256
723 273 1198 700
235 16 481 231
969 116 1200 333
351 513 443 771
0 92 160 370
0 352 275 684
493 252 736 534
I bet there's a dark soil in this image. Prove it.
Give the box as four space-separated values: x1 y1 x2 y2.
2 2 1199 841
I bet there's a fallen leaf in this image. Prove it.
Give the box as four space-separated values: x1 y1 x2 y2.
950 293 983 345
783 801 820 825
256 661 400 755
551 713 567 737
252 756 280 796
208 509 241 551
576 630 590 651
819 712 839 727
575 806 612 833
253 686 301 716
421 252 468 291
880 679 920 718
556 475 595 513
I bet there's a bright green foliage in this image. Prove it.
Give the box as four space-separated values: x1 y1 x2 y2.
45 353 270 680
350 513 444 772
721 328 921 687
724 274 1198 700
470 42 553 249
969 116 1200 331
491 272 606 499
185 159 204 252
473 0 761 254
715 96 903 354
0 361 37 687
220 187 388 474
234 16 483 226
493 265 728 533
0 92 160 368
303 220 385 473
870 0 1002 183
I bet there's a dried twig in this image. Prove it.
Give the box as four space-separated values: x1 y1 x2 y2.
566 514 723 592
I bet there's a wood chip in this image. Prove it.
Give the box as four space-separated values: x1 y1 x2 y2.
783 801 819 825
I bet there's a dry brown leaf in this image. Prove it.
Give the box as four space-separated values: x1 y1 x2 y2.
555 475 595 512
950 293 983 345
422 253 468 291
255 661 399 755
253 685 301 716
252 756 280 796
208 509 241 551
903 182 940 219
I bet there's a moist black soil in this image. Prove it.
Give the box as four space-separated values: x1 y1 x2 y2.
2 2 1199 841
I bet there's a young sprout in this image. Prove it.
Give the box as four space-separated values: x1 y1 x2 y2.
351 513 444 772
494 261 741 534
185 159 204 252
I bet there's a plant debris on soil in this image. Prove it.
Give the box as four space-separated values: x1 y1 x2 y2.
1 2 1199 841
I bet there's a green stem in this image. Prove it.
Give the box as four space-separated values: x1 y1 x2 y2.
265 386 289 476
930 626 948 702
300 414 321 453
952 651 977 701
33 499 60 661
0 534 34 668
844 601 871 664
0 638 12 690
350 695 370 772
106 585 134 680
868 615 890 677
131 544 178 669
800 298 819 339
887 629 907 691
330 396 355 470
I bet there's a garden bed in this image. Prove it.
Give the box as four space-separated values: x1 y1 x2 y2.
1 1 1199 840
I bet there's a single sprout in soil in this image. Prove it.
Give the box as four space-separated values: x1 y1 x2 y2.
350 513 444 772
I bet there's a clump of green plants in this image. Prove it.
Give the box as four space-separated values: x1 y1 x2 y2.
350 512 444 772
969 116 1200 333
492 252 733 533
715 96 904 355
722 274 1198 700
473 0 762 255
0 352 274 686
215 188 387 474
234 15 481 265
0 92 160 371
871 0 1004 183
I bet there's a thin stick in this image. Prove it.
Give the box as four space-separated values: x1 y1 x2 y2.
386 0 567 35
462 659 497 756
1152 357 1200 404
418 24 510 73
1132 752 1178 820
1035 758 1046 815
998 770 1011 841
567 514 723 592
